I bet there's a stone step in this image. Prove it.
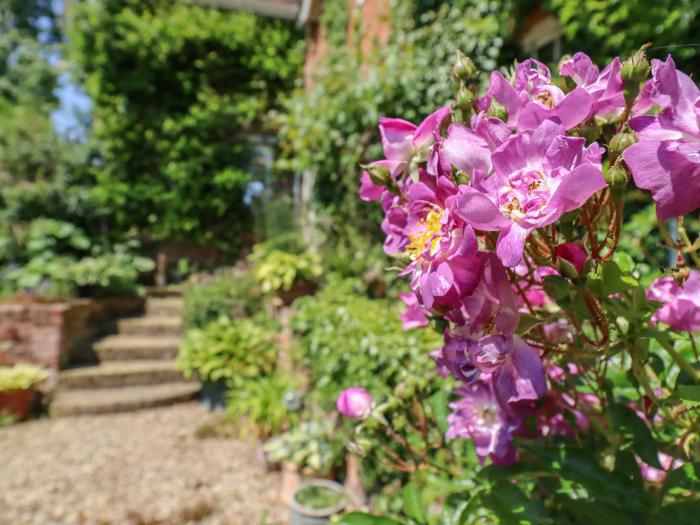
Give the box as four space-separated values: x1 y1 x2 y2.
145 286 183 298
94 336 181 361
51 382 201 416
59 361 188 390
146 297 183 317
117 316 182 336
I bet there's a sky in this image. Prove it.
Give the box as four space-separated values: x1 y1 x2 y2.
48 0 91 142
51 72 91 141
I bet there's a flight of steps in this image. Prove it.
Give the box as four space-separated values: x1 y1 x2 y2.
51 292 201 416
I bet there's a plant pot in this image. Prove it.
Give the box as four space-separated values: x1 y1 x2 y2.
0 388 33 421
199 378 228 411
277 280 316 306
289 479 347 525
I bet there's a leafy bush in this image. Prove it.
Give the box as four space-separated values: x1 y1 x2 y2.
0 364 48 392
250 245 322 293
292 277 442 409
183 268 267 329
177 317 277 385
263 419 345 475
70 246 155 296
0 219 154 298
68 0 305 250
226 371 299 439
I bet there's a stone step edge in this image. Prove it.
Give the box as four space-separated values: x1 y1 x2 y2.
50 382 201 416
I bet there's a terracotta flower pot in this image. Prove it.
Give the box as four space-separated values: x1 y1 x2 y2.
0 388 33 421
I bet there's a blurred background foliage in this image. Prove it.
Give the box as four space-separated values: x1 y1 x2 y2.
66 0 305 252
1 0 697 284
1 0 699 520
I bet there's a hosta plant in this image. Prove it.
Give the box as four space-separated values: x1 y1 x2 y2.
0 364 48 392
250 245 322 293
177 317 277 385
345 46 700 524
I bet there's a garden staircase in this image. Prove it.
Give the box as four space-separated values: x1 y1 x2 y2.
51 290 200 416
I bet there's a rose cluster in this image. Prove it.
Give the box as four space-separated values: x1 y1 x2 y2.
349 50 700 466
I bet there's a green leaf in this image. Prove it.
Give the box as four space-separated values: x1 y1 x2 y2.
338 512 404 525
516 313 545 335
664 462 700 493
542 275 570 300
430 390 449 433
609 403 661 468
601 261 636 295
677 385 700 403
479 481 542 525
653 500 700 525
402 482 427 524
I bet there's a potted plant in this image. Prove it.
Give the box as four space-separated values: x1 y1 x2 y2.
176 316 277 410
226 370 301 470
250 246 322 305
289 479 347 525
0 363 48 421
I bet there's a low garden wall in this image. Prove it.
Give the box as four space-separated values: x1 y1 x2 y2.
0 297 143 372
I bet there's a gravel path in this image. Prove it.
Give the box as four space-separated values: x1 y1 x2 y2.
0 403 285 525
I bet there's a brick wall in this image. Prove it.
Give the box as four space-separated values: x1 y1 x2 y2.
0 297 143 373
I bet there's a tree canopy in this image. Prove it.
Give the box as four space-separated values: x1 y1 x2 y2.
68 0 305 251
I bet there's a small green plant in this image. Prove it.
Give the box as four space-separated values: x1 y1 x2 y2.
0 411 15 427
263 419 345 475
226 371 299 439
0 364 49 392
295 484 345 510
292 278 441 408
0 218 155 298
177 317 277 385
183 268 267 329
250 244 322 293
70 245 155 295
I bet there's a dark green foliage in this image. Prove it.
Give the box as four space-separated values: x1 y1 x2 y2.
541 0 700 77
291 276 442 408
0 218 154 298
277 0 511 241
177 316 277 385
68 0 305 250
182 268 268 329
0 0 61 183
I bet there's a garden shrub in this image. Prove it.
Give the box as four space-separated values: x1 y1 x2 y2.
250 246 322 294
263 419 345 476
226 370 300 439
67 0 305 251
0 218 154 298
292 276 442 411
177 317 277 386
182 268 267 329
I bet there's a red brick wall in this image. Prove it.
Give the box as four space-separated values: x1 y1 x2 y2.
303 0 392 88
346 0 391 59
0 297 143 373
